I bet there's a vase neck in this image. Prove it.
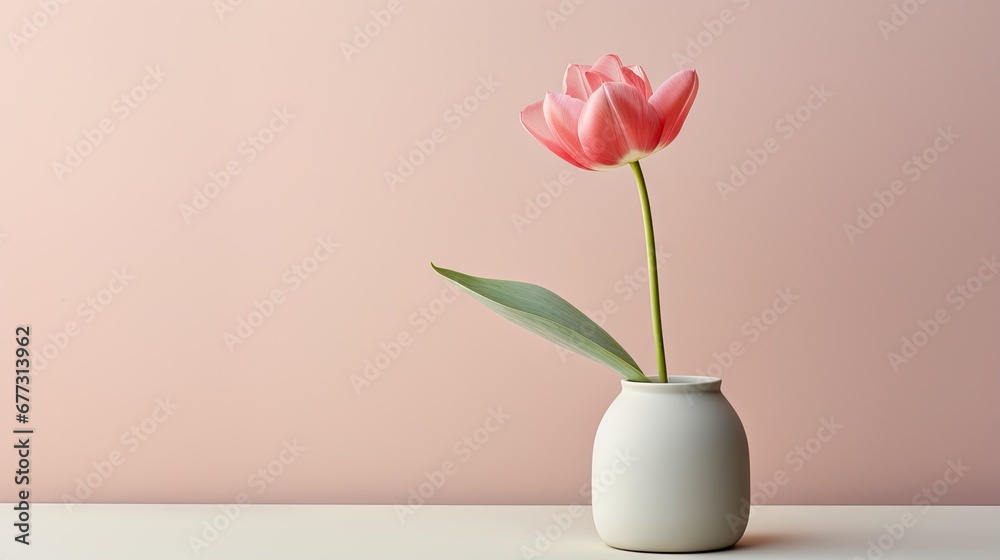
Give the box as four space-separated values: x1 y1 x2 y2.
620 376 722 394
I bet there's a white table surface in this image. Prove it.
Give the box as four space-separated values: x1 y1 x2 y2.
1 504 996 559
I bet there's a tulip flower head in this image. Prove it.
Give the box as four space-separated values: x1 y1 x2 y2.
520 54 698 170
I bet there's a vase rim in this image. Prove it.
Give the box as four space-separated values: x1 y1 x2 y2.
620 375 722 392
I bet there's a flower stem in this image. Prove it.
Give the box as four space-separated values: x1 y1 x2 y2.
629 161 668 383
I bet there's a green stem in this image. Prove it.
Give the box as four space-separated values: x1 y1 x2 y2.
629 161 668 383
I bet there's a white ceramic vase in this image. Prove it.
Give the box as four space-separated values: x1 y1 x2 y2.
591 375 750 552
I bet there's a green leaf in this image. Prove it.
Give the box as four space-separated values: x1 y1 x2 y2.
431 263 648 382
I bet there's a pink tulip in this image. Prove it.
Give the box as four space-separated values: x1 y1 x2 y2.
520 54 698 170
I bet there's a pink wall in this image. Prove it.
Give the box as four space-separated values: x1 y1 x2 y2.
2 0 997 507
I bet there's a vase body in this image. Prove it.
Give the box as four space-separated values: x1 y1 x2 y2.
592 376 750 552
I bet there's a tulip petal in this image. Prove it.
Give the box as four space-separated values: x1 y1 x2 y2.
649 69 699 149
578 82 663 167
562 64 594 100
584 70 614 93
520 100 591 170
590 54 624 82
624 65 653 99
543 92 598 170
